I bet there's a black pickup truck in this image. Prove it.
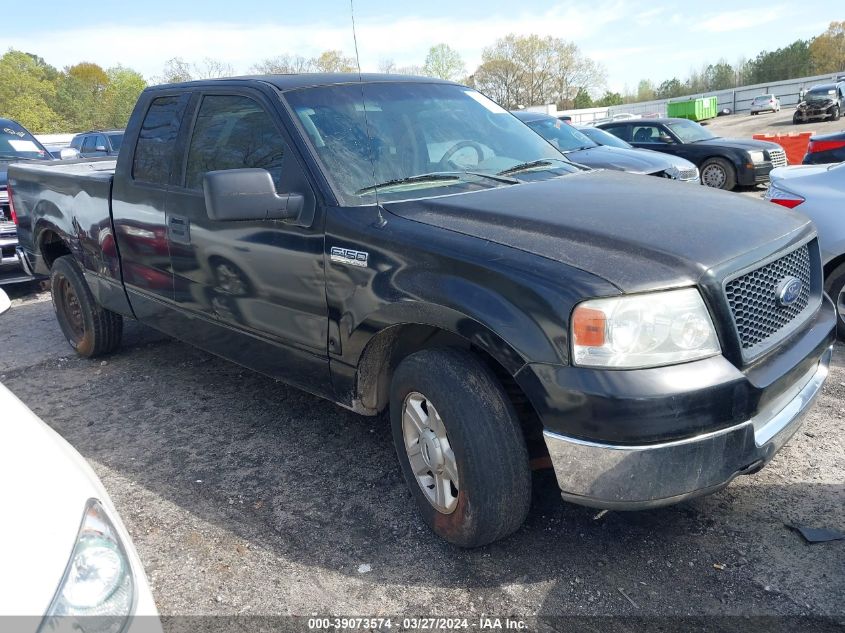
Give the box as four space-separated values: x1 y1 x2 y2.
10 75 835 547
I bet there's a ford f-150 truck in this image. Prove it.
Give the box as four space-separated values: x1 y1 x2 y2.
9 75 836 547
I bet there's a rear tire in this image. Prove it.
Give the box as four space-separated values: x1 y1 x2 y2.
390 348 531 547
824 263 845 340
51 255 123 357
700 157 736 190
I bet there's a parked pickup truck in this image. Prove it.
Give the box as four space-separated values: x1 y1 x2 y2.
10 75 836 547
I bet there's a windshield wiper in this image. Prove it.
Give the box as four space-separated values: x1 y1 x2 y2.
496 159 567 176
356 173 461 195
355 170 517 195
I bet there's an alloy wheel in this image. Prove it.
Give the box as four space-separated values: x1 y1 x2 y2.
701 164 727 188
401 392 460 513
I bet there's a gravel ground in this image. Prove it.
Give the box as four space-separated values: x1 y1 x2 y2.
705 107 844 140
1 284 843 622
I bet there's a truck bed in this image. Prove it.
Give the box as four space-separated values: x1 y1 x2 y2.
9 157 118 284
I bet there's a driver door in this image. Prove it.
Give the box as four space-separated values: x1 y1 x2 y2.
163 88 331 395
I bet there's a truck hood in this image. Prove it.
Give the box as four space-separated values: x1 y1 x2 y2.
383 170 810 293
565 145 669 174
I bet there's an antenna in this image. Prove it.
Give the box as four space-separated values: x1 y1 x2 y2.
349 0 383 216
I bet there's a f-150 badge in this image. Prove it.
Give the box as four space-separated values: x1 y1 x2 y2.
330 247 369 267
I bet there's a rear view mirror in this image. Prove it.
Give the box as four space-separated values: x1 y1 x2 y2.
60 148 80 160
0 288 10 316
95 145 107 152
203 169 304 222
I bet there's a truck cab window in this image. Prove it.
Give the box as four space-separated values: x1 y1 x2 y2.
81 136 97 154
185 95 285 191
132 94 189 184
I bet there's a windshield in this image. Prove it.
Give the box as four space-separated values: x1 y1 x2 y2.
806 87 836 100
0 122 49 160
107 133 124 151
753 95 773 103
666 119 716 143
579 126 632 149
524 118 597 152
285 82 578 205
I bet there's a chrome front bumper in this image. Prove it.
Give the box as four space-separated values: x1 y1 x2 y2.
543 346 832 510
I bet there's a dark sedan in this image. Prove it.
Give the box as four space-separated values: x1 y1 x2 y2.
597 117 786 190
803 130 845 165
513 111 699 183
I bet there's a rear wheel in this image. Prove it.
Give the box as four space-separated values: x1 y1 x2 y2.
390 348 531 547
51 255 123 357
700 157 736 190
824 263 845 340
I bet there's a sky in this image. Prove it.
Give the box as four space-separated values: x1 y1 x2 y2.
3 0 838 93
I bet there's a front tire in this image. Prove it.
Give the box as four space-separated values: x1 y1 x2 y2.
832 106 841 122
700 157 736 190
824 262 845 340
51 255 123 357
390 348 531 547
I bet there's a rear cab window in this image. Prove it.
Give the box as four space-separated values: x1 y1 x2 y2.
132 94 191 184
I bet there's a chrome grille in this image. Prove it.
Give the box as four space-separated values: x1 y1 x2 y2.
0 220 15 240
768 148 787 168
724 244 813 354
677 167 698 180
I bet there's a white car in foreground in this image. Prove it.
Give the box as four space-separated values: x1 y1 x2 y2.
765 162 845 337
0 290 160 633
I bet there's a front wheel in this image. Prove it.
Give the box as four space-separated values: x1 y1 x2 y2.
824 262 845 340
700 157 736 190
832 107 841 122
390 348 531 547
51 255 123 357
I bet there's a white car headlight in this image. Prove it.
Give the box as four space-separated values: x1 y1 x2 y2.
748 150 765 163
39 499 134 633
664 165 680 179
572 288 721 368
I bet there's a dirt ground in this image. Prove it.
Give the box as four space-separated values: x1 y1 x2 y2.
1 283 843 624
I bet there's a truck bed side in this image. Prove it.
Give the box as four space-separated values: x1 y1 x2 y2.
9 158 130 314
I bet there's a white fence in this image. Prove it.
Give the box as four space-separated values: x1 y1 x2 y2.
534 70 845 122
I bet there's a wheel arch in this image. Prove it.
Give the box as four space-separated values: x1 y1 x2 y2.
346 309 549 463
33 211 76 271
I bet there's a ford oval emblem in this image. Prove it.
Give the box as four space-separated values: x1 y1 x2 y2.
776 276 803 307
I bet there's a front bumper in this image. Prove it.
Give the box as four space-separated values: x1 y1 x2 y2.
795 108 833 121
542 344 832 510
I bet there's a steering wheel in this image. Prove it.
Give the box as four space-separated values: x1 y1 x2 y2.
440 140 485 168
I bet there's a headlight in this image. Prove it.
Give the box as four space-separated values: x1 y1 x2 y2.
664 165 680 179
748 150 765 163
39 499 134 633
572 288 720 368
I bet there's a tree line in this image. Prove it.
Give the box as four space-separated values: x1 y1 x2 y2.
602 20 845 107
1 21 842 133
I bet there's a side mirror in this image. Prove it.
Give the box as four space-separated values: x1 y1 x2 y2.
60 148 80 160
0 288 10 316
203 168 304 222
95 145 107 152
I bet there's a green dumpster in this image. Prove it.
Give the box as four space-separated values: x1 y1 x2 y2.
666 96 718 121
